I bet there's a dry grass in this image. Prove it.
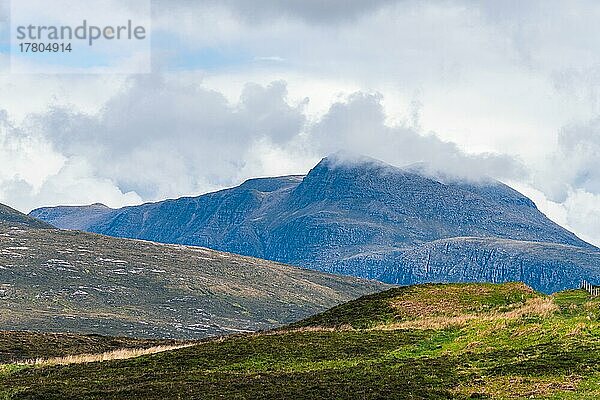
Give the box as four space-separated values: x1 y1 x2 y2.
389 282 535 319
376 297 558 330
272 325 355 335
221 325 357 340
18 344 195 367
392 297 464 318
453 374 582 398
502 296 558 318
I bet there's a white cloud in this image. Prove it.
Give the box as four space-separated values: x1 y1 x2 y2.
0 77 523 213
161 0 397 27
0 109 140 210
24 77 309 200
309 92 525 181
512 183 600 247
533 117 600 202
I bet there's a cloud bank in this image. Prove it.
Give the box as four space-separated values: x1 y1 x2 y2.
3 77 526 210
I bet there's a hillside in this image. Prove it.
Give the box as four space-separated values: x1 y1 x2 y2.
0 282 598 399
0 204 53 229
0 331 183 363
30 203 113 230
31 154 600 293
0 222 385 339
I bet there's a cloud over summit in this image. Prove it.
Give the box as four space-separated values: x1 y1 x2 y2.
8 77 525 210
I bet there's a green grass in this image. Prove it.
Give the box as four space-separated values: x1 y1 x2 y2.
0 283 599 399
290 282 536 329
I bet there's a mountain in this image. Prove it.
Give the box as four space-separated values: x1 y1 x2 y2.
0 203 54 229
0 205 385 339
335 237 600 294
2 283 599 399
30 202 113 230
30 154 600 293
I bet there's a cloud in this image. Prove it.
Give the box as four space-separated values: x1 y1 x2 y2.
513 182 600 247
534 117 600 202
513 113 600 246
0 0 9 72
310 92 525 181
221 0 399 24
0 110 64 190
164 0 399 25
0 77 525 213
0 109 140 211
555 120 600 194
27 77 307 200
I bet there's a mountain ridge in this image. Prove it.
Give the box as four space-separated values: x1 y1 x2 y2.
30 155 599 293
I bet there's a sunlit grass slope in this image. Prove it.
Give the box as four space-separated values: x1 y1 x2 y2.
1 282 599 399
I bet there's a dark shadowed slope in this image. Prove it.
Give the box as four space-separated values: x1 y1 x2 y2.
0 331 182 363
30 154 599 293
30 203 113 230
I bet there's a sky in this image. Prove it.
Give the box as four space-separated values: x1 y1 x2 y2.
0 0 599 246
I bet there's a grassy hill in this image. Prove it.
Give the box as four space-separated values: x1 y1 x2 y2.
0 282 598 399
0 224 385 339
0 331 183 363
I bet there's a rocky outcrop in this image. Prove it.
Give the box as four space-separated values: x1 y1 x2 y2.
327 237 600 293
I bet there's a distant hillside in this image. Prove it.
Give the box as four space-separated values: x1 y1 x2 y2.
0 203 53 229
0 221 385 339
30 203 113 230
30 154 600 292
1 282 599 399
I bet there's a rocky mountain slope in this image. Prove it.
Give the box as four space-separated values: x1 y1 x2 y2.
333 237 600 293
31 154 600 293
0 206 385 338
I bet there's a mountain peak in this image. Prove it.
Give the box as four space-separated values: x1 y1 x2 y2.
238 175 304 193
90 203 111 209
317 151 396 172
29 153 597 293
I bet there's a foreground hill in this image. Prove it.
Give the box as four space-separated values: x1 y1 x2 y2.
0 282 598 399
0 331 183 363
31 154 600 292
0 215 385 339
